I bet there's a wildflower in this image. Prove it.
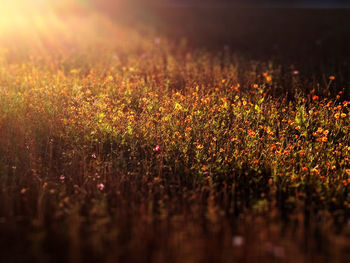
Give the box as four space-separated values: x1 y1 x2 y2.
311 168 320 175
253 159 259 165
197 144 204 150
334 113 340 119
232 236 244 247
91 153 97 159
97 183 105 191
153 177 161 183
321 136 328 142
341 113 347 118
59 175 65 181
323 130 329 135
154 37 161 45
292 70 299 75
302 167 308 172
346 169 350 176
317 127 323 133
247 129 256 136
329 76 335 80
298 150 305 156
312 95 319 101
154 145 160 152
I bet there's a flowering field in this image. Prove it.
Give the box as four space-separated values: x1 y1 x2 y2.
0 2 349 263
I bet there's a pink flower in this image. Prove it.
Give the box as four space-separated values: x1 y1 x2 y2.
292 70 299 75
154 37 161 45
59 175 65 181
97 183 105 191
154 145 160 152
232 236 244 247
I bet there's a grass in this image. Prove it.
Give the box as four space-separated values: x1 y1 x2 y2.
0 4 349 263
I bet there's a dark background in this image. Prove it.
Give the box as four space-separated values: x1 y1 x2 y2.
93 0 350 96
167 0 350 7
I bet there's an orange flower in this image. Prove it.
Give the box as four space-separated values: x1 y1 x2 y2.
247 129 256 136
302 167 308 172
311 168 320 175
334 113 340 119
321 137 328 142
329 76 335 80
312 95 319 101
341 113 347 118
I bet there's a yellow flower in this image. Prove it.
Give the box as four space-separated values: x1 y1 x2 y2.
197 144 204 150
341 113 347 118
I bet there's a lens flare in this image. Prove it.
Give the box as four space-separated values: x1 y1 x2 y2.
0 0 129 57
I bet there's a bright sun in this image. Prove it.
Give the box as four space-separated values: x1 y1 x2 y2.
0 0 127 56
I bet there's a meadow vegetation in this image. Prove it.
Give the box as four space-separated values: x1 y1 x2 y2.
0 4 349 263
